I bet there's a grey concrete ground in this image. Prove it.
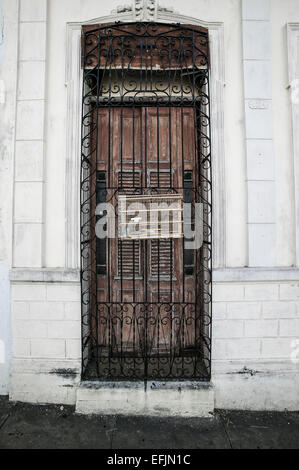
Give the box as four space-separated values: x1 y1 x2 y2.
0 396 298 449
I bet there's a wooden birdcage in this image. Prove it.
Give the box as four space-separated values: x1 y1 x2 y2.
118 194 183 240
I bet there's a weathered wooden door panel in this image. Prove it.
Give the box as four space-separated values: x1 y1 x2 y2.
92 106 197 354
81 22 211 381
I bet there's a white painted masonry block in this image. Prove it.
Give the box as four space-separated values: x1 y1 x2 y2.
213 320 244 339
262 302 298 319
248 224 276 267
280 283 299 300
242 0 269 21
17 61 45 100
10 372 75 405
15 141 44 182
246 140 275 181
212 302 227 320
14 320 47 339
243 61 272 100
13 224 42 267
245 283 278 301
13 339 30 358
29 302 65 320
213 284 244 302
242 21 270 60
16 101 45 141
46 284 81 302
19 0 47 22
244 320 278 338
66 339 81 359
247 181 275 224
12 283 46 301
64 302 81 320
19 23 46 61
211 339 226 360
279 319 299 337
244 101 273 140
226 338 261 359
261 338 294 358
12 301 29 319
14 182 43 222
47 321 80 339
30 339 66 358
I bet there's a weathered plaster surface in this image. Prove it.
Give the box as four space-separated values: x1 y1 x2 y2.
0 0 18 394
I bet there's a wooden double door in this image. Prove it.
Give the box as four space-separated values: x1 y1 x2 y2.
92 105 199 355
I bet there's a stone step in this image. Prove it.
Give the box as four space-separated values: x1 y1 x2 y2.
76 381 214 417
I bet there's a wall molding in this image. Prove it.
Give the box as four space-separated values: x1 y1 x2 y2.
64 7 226 269
213 267 299 282
12 1 48 268
242 0 276 267
10 268 80 282
287 23 299 266
10 266 299 284
65 24 82 269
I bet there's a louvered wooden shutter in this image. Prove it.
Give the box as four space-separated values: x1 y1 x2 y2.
150 240 173 278
118 171 141 191
118 170 141 277
149 172 175 278
118 240 141 277
149 171 172 188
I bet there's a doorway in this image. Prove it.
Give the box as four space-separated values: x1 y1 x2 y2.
81 22 212 381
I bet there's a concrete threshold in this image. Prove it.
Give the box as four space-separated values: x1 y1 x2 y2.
75 380 215 417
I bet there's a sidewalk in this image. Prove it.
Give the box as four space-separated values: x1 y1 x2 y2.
0 396 298 449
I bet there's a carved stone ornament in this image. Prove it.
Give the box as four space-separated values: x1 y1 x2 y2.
110 0 178 21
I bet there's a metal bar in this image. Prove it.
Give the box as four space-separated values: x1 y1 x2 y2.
132 105 136 303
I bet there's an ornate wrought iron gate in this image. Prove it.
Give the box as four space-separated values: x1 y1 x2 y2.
81 22 212 381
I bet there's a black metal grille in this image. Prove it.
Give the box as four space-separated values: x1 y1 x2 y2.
81 22 212 381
